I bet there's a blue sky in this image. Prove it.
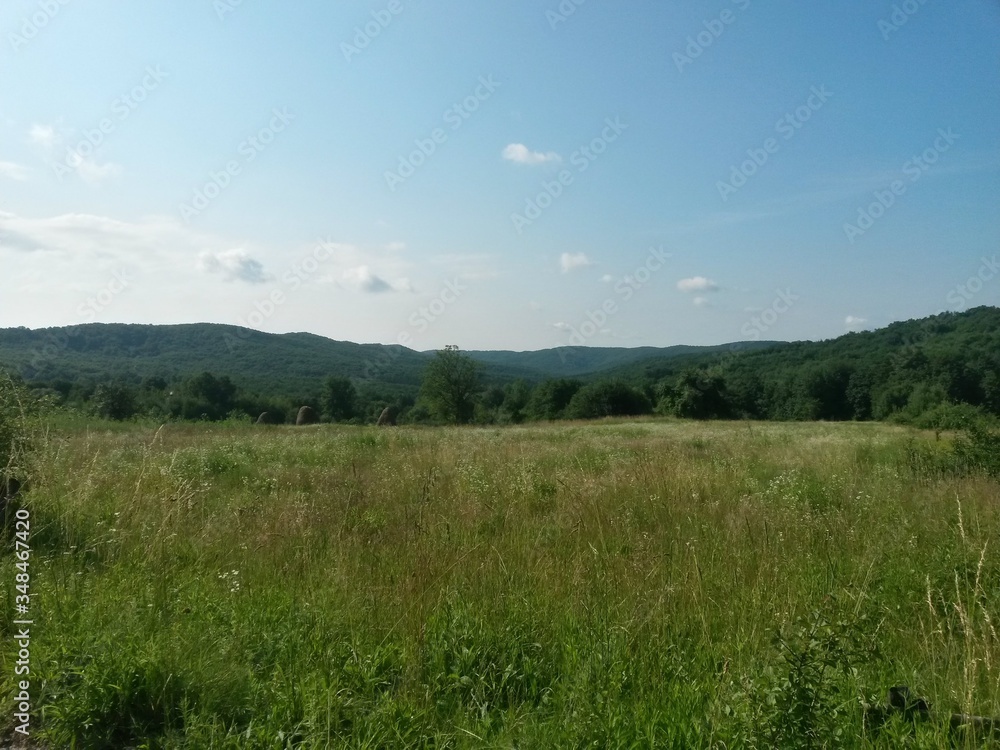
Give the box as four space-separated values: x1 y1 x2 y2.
2 0 998 351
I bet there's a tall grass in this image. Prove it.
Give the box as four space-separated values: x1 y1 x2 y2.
2 419 998 747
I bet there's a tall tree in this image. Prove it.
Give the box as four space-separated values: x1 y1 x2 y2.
323 376 357 422
419 346 481 424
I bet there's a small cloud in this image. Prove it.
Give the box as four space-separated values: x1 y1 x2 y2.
693 296 710 307
553 321 571 331
677 276 719 293
502 143 561 165
0 161 29 181
560 252 592 273
28 124 56 147
384 241 406 252
198 248 269 284
845 315 867 328
343 265 392 293
600 274 614 283
73 157 120 184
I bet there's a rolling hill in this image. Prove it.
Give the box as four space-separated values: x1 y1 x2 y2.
0 322 775 395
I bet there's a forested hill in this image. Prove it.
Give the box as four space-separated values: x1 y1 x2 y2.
0 322 778 391
0 324 432 394
0 307 997 426
608 306 1000 422
463 341 779 378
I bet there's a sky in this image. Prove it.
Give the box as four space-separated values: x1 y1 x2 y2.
2 0 999 352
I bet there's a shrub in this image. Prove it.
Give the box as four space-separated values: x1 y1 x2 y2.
565 380 652 419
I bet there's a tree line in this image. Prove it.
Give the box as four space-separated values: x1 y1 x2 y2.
10 307 1000 429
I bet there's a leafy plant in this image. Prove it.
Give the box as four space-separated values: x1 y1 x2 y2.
729 599 878 749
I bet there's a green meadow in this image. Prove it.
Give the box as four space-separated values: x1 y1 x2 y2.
2 418 999 748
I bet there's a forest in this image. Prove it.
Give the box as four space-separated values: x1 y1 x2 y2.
1 306 998 430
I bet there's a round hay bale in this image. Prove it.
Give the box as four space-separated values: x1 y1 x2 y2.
376 406 396 426
255 412 272 425
296 405 318 426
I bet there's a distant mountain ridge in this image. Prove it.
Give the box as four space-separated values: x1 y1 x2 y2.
0 322 776 393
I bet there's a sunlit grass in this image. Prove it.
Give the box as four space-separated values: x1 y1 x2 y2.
2 418 998 747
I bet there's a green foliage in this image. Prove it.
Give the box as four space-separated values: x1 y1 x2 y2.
727 601 877 749
565 379 652 419
422 595 556 713
92 381 138 421
418 346 481 424
953 425 1000 477
911 401 987 433
322 376 357 422
8 307 1000 427
661 369 732 419
526 378 582 420
0 374 32 476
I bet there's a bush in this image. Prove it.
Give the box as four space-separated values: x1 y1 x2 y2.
565 380 652 420
953 426 1000 477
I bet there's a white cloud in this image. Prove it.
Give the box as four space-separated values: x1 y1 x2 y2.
342 265 393 293
0 161 29 181
384 241 406 252
28 124 56 148
27 122 119 184
560 252 591 273
552 321 571 331
198 248 269 284
600 274 614 283
72 156 120 184
502 143 561 165
845 315 867 328
676 276 719 293
693 296 710 307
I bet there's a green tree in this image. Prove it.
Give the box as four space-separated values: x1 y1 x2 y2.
92 381 138 421
665 370 732 419
526 379 582 421
501 380 532 424
419 346 481 424
323 376 357 422
178 372 238 420
565 380 652 419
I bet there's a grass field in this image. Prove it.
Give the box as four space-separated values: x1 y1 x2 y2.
2 418 999 748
